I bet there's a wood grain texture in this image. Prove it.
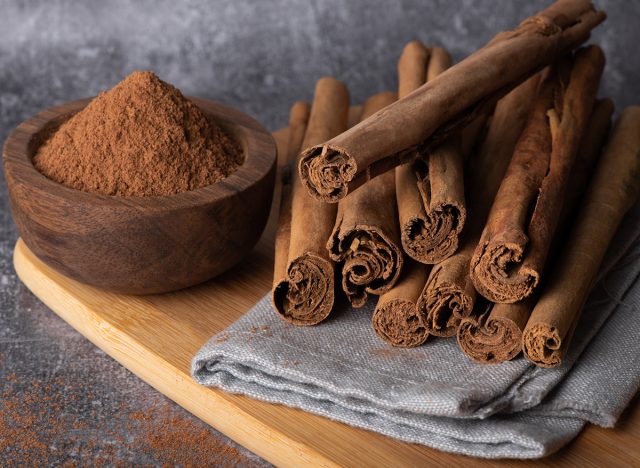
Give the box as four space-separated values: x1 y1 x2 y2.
4 98 276 294
11 128 639 467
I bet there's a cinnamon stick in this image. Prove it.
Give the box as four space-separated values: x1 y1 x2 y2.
272 78 349 325
299 0 606 202
470 46 604 303
372 259 430 347
348 105 364 128
522 106 640 367
415 75 540 336
327 92 403 308
457 98 614 363
458 299 535 363
396 43 467 264
273 100 310 300
369 42 474 347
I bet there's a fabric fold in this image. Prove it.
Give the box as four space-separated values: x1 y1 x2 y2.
193 202 640 459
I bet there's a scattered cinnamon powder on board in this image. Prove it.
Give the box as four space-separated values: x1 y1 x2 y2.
33 71 243 197
129 410 248 466
0 374 258 466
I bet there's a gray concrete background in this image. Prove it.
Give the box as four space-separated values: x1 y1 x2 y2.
0 0 637 464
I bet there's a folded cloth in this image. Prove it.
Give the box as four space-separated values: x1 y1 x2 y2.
192 203 640 459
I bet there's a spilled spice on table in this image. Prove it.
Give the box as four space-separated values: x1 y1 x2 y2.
0 373 261 466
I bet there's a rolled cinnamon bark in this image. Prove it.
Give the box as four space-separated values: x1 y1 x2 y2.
272 78 349 325
458 299 534 363
372 259 430 347
273 101 310 299
522 107 640 367
397 40 430 98
458 98 614 363
415 75 540 336
299 0 606 202
470 46 604 303
348 105 363 128
327 92 403 308
559 98 614 222
396 43 467 264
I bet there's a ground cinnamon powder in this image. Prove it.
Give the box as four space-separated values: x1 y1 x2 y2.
33 71 243 197
0 372 256 465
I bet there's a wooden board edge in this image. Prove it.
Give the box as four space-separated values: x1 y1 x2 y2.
13 239 339 468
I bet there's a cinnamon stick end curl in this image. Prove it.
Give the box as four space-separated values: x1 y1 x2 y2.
522 322 562 367
457 316 522 364
372 299 428 348
273 253 335 326
299 145 356 203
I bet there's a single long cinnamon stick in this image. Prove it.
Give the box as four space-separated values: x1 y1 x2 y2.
415 75 540 336
299 0 606 202
272 78 349 325
396 43 467 264
327 92 403 308
470 46 604 303
273 100 310 296
458 98 614 363
372 259 430 347
522 107 640 367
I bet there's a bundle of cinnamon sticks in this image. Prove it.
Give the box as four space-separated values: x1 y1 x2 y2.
272 0 640 367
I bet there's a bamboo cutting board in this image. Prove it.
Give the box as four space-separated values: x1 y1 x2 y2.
12 129 639 467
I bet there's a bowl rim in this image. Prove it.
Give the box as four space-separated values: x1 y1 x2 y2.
2 96 276 211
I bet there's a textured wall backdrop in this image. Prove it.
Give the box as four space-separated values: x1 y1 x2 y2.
0 1 637 464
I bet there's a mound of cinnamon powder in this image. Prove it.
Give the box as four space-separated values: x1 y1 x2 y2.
33 71 243 197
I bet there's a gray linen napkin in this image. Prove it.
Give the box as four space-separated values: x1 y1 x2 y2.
192 203 640 459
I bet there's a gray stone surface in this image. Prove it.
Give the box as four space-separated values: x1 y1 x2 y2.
0 0 637 464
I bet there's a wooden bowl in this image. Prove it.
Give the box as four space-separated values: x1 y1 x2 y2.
3 97 276 294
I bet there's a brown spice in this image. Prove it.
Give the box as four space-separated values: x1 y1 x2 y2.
33 71 243 197
1 374 257 466
272 78 348 325
130 409 249 466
